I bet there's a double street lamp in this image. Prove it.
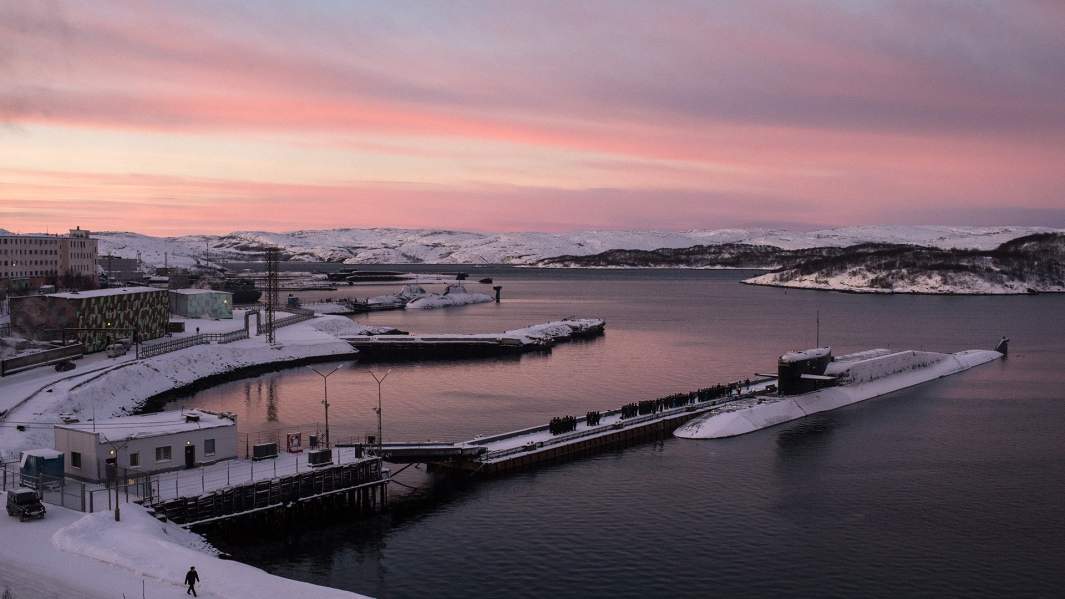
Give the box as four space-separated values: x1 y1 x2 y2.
369 369 391 456
307 365 343 448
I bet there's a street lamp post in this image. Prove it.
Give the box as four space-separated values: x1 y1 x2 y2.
369 369 391 456
307 365 342 449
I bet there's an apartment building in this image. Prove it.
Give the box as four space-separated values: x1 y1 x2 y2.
0 227 98 290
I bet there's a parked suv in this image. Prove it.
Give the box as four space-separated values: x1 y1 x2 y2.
6 488 46 521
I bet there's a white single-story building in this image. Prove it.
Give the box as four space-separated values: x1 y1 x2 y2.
169 288 233 319
54 409 238 482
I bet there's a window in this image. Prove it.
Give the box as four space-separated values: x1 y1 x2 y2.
155 446 172 462
71 451 82 469
204 439 216 456
129 452 140 467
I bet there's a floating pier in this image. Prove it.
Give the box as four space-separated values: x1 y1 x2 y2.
342 334 527 359
341 318 606 360
364 376 776 475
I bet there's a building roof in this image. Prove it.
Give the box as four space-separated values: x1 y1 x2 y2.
21 448 63 458
55 409 235 443
169 288 232 296
49 286 166 300
21 448 63 467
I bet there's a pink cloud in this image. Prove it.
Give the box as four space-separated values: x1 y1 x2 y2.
1 1 1063 233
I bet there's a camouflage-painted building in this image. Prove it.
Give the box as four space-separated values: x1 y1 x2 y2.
10 286 169 353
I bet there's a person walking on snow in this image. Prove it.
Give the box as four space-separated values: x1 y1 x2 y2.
185 566 200 596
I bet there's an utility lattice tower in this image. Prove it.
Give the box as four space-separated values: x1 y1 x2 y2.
265 247 280 344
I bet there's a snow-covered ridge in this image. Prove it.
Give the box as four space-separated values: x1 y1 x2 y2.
93 225 1061 268
743 233 1065 295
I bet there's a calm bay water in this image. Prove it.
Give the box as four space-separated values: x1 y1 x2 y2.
174 268 1065 598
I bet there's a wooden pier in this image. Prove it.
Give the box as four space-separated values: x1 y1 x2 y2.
145 456 389 528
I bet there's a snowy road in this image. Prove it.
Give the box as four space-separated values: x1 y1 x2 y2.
0 492 372 598
0 561 112 599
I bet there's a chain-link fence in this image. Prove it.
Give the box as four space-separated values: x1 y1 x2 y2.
2 460 152 513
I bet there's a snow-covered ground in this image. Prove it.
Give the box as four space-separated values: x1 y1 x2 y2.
0 493 369 598
497 319 605 344
94 225 1063 267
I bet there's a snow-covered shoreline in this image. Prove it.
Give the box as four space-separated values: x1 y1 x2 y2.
0 315 369 461
0 316 381 598
742 276 1065 295
530 264 773 270
0 494 369 598
0 314 605 599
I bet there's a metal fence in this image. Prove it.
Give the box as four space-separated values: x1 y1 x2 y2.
137 334 210 359
0 343 84 377
236 423 376 459
139 321 256 359
2 463 84 512
204 328 249 344
0 322 9 337
131 307 315 360
261 309 315 336
1 461 152 513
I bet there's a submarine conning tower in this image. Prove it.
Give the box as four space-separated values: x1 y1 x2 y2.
778 347 834 395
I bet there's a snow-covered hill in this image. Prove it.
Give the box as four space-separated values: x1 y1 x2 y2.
93 225 1062 268
743 233 1065 295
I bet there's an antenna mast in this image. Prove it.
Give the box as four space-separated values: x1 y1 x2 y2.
265 247 280 344
816 309 821 347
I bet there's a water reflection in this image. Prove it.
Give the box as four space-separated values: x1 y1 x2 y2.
174 268 1065 599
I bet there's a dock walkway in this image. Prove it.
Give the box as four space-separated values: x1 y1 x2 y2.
341 318 606 359
375 377 776 474
138 448 389 527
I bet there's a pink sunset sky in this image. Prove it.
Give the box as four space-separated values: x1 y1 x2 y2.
2 1 1063 235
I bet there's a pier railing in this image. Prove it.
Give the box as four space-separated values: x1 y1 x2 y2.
145 455 386 526
260 308 316 336
203 328 249 344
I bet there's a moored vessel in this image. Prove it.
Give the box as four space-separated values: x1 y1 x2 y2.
675 343 1004 439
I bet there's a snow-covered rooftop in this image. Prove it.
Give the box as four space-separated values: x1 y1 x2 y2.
50 286 165 300
55 409 235 443
21 448 63 458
